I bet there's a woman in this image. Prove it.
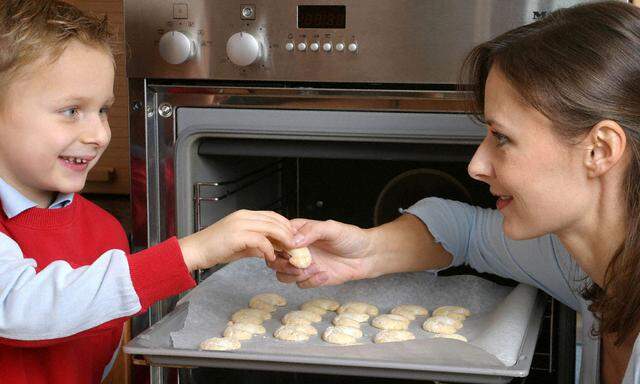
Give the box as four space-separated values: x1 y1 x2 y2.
270 2 640 383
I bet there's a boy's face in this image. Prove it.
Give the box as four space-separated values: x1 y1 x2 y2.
0 40 114 207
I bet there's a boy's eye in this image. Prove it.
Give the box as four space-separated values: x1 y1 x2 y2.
491 130 509 147
99 107 110 115
61 107 79 118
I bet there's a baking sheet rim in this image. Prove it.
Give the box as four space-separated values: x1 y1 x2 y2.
124 290 545 379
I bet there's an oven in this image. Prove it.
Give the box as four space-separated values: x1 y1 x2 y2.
124 1 592 383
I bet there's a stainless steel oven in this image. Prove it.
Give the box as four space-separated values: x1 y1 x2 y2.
124 1 601 383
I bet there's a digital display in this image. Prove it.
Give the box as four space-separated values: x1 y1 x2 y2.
298 5 346 29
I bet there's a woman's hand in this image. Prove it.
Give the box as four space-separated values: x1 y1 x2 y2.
268 214 453 288
267 219 376 288
178 209 297 271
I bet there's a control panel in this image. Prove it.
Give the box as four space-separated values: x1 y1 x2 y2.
125 0 595 84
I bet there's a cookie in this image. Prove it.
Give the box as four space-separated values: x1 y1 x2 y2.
337 302 379 317
322 326 361 345
200 337 241 351
422 315 463 334
282 310 322 325
373 330 415 344
371 314 410 330
390 304 429 320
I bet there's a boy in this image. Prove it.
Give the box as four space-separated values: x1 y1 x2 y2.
0 1 297 383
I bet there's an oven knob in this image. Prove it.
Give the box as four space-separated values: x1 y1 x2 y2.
158 31 196 65
226 32 261 66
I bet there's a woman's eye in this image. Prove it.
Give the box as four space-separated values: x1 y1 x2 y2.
491 131 509 147
99 107 110 116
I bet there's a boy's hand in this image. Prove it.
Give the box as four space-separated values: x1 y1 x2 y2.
178 210 296 271
266 219 375 288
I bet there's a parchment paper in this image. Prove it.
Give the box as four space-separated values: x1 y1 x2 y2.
170 258 538 367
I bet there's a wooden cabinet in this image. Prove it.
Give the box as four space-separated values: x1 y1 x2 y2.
67 0 130 195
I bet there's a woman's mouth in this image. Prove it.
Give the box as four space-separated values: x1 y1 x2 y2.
496 195 513 210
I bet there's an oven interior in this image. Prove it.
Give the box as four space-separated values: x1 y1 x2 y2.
189 138 491 236
173 132 573 383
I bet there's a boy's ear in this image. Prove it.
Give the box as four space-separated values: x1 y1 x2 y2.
583 120 627 178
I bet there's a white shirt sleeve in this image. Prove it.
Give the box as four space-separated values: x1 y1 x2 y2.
0 232 141 340
406 197 583 311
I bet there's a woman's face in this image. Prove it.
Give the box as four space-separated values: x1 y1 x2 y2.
468 66 591 240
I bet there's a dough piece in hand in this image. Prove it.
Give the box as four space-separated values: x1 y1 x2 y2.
371 314 410 330
224 322 266 340
337 302 379 317
373 330 415 344
231 308 271 324
300 302 327 316
287 247 312 268
282 310 322 325
250 293 287 310
433 306 471 319
390 304 429 320
274 325 313 341
422 316 463 334
322 326 361 345
200 337 241 351
433 333 468 342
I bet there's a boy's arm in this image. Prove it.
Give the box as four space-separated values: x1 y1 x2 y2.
0 233 194 346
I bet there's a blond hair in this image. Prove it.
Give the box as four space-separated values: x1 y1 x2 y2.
0 0 113 106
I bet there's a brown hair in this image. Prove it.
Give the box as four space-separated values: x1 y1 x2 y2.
0 0 113 106
461 1 640 345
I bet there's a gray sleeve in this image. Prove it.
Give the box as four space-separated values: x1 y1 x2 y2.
623 336 640 384
406 197 583 311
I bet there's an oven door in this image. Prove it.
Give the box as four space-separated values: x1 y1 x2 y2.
128 82 575 383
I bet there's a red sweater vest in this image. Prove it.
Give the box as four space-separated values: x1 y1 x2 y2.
0 195 195 383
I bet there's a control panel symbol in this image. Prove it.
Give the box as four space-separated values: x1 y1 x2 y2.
241 5 256 20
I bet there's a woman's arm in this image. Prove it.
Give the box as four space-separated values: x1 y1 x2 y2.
269 213 453 288
366 213 453 277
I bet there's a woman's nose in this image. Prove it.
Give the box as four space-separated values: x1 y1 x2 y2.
468 137 493 182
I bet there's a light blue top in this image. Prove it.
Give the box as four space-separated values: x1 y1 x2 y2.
406 197 640 384
0 177 73 218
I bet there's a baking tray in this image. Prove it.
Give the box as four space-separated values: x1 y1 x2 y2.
125 259 546 383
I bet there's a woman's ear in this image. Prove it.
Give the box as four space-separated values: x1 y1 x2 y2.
583 120 627 178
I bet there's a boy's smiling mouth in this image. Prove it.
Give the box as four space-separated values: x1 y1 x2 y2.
59 155 95 171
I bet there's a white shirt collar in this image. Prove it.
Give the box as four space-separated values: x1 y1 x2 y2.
0 178 74 218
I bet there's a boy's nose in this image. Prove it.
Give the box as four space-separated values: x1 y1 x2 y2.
81 118 111 148
468 136 494 182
